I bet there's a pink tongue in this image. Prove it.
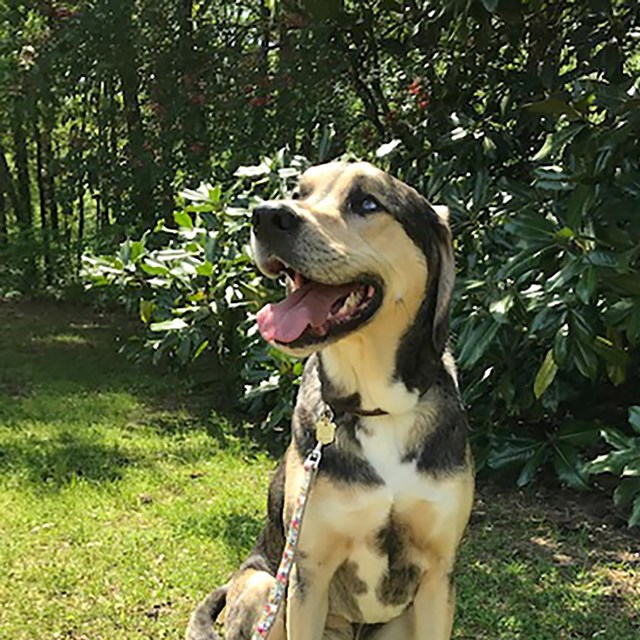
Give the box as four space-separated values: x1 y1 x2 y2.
257 281 356 344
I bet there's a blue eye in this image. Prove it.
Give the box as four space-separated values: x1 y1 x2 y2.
357 197 380 214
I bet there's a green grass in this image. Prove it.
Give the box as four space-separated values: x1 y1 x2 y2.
0 301 638 639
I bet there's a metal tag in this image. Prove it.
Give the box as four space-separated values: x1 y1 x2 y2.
315 415 336 445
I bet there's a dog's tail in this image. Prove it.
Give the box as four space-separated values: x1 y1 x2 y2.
185 584 229 640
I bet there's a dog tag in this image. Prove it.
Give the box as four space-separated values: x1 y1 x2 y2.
315 415 336 445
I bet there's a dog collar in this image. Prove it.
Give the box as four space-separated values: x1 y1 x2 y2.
324 396 389 417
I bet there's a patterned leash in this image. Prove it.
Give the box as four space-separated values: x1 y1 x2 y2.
251 409 336 639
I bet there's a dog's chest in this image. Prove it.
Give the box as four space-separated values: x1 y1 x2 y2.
317 417 459 623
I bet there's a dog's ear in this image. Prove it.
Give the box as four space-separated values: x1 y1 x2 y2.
393 194 455 394
430 205 455 356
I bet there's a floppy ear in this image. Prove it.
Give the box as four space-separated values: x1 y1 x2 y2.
430 205 455 355
393 195 456 394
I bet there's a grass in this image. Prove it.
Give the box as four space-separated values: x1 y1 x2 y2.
0 300 638 639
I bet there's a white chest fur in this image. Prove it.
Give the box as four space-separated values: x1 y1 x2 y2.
304 412 467 624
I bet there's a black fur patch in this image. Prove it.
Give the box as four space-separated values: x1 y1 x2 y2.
329 560 368 621
375 517 421 607
293 356 383 486
402 367 468 475
386 185 452 395
243 458 286 575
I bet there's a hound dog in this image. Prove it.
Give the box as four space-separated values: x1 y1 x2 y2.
186 162 474 640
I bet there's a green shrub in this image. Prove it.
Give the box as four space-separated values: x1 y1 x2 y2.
83 150 309 434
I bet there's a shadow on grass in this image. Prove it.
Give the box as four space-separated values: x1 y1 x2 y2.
0 431 136 486
0 299 246 488
178 510 264 563
453 487 640 638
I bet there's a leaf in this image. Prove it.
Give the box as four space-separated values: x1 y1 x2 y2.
613 477 640 507
572 331 599 381
576 266 597 304
601 427 634 451
488 436 542 470
480 0 499 11
556 420 601 447
604 274 640 295
629 407 640 435
534 349 558 399
192 339 210 360
552 442 590 491
375 139 402 158
532 134 554 162
150 319 188 332
457 318 500 368
174 211 193 229
196 261 214 277
525 97 579 117
139 300 154 324
516 444 548 487
489 293 514 319
629 495 640 528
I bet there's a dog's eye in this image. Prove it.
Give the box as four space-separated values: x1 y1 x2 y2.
291 191 301 200
353 196 381 214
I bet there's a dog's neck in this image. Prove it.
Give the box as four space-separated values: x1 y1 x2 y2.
318 337 422 416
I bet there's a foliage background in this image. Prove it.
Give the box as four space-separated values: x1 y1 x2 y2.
1 0 639 523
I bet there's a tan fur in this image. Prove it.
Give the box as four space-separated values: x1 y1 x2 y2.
189 162 474 640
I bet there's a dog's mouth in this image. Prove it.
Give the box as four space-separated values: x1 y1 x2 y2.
256 259 383 348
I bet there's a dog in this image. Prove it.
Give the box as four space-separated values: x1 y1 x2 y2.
186 161 474 640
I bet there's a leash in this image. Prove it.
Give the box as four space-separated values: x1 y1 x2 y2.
251 408 336 639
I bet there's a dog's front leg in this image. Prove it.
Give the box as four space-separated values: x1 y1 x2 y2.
286 542 347 640
411 566 455 640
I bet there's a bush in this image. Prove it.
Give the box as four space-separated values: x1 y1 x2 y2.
83 150 309 436
83 1 640 525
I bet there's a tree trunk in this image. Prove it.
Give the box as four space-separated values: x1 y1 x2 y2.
0 145 20 219
34 122 52 282
116 28 156 224
77 185 85 263
0 184 7 247
11 96 33 235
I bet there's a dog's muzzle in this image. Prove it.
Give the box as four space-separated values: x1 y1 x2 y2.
252 202 301 256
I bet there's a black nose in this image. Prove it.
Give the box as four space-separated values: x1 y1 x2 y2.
252 202 301 237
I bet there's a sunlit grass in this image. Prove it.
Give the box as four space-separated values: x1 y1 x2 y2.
0 301 638 639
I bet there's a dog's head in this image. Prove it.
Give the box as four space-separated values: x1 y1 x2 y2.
251 161 454 393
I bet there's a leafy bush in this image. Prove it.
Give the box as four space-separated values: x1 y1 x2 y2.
83 150 309 434
81 1 640 524
587 407 640 528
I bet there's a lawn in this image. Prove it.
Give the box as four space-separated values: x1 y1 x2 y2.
0 300 638 639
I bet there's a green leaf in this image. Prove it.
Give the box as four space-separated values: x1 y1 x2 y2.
576 266 597 304
552 442 590 491
613 477 640 507
534 349 558 399
629 495 640 528
489 293 514 320
141 259 170 276
139 300 154 324
457 318 500 368
481 0 499 11
629 407 640 435
192 339 210 360
516 444 548 487
488 436 542 470
532 134 554 162
604 273 640 295
174 211 194 229
150 319 188 332
556 420 600 447
525 97 579 117
601 427 634 451
196 261 214 277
